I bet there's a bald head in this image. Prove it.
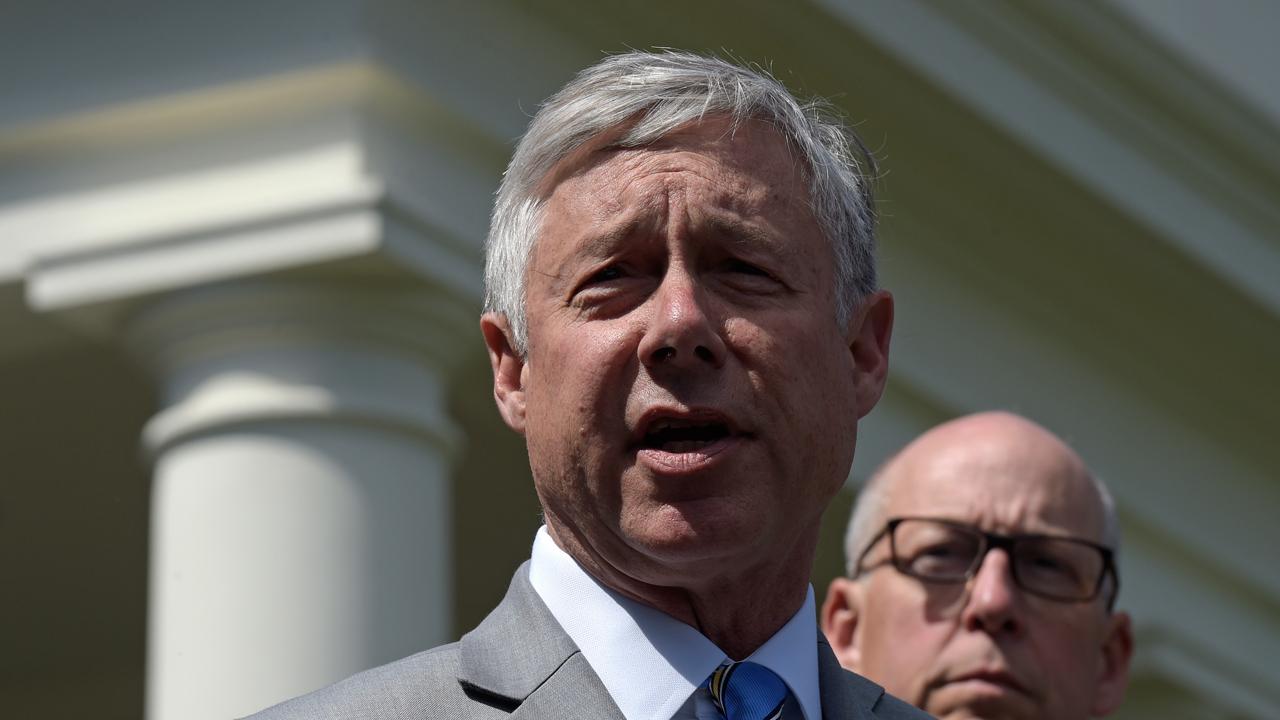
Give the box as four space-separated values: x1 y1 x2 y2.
844 412 1118 576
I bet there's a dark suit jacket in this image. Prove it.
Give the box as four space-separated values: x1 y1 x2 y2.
247 563 930 719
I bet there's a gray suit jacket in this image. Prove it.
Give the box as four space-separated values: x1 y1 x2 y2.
247 563 930 719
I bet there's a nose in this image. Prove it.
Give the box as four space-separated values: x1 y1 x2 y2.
638 268 726 370
959 548 1024 637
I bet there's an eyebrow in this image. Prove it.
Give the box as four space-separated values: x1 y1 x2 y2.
702 213 785 253
573 222 640 259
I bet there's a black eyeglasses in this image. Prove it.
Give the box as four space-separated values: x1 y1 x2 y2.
854 517 1119 610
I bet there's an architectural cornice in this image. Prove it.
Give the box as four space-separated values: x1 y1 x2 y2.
1 62 490 340
815 0 1280 321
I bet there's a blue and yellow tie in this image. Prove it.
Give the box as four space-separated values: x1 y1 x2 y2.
706 661 791 720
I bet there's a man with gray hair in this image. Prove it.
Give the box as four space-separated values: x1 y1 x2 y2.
822 411 1134 720
251 50 920 720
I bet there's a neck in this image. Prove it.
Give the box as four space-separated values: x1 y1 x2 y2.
545 521 818 659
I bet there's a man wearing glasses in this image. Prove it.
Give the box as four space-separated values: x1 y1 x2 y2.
821 411 1133 720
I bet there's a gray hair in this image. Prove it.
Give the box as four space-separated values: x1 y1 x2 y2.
843 462 1123 578
483 50 880 354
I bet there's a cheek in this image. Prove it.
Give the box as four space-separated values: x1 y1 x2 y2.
529 323 633 406
733 317 852 403
1032 616 1106 686
748 320 858 473
859 585 943 693
522 322 640 482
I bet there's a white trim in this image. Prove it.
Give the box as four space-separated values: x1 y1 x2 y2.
816 0 1280 319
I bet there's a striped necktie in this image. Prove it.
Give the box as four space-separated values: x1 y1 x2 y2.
705 661 792 720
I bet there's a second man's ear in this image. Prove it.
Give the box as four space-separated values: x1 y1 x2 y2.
1090 611 1135 717
821 577 865 672
480 313 529 435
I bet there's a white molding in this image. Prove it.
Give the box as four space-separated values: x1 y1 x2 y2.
28 203 380 312
815 0 1280 320
1103 0 1280 128
0 62 491 339
3 139 378 285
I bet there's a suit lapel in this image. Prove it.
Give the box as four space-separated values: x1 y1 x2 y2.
457 563 625 719
509 652 624 720
817 634 886 720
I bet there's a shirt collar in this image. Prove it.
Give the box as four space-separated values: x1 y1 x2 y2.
528 526 821 720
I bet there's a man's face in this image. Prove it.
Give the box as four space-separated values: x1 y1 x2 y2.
823 417 1132 720
483 117 892 590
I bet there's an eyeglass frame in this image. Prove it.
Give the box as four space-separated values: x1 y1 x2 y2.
853 516 1120 611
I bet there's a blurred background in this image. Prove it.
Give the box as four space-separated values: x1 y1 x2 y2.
2 1 1277 718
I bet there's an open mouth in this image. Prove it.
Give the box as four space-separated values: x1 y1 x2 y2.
640 417 733 453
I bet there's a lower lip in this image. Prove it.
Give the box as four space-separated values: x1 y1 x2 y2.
947 678 1023 696
636 436 742 474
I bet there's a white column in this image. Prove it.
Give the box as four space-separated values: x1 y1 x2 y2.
128 282 470 720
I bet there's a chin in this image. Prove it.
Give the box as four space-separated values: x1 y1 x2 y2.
930 699 1032 720
621 502 762 564
926 686 1037 720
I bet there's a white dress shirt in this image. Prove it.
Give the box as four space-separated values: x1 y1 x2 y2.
528 526 821 720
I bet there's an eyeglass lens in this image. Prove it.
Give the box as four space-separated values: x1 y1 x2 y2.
890 519 1106 601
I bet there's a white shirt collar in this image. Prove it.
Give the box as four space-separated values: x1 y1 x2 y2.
528 526 821 720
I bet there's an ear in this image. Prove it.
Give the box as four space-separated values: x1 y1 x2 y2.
1090 610 1134 716
821 577 865 672
480 312 529 435
848 290 894 418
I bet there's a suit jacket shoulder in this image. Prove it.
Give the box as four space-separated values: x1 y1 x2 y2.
244 563 622 720
245 640 497 720
817 635 934 720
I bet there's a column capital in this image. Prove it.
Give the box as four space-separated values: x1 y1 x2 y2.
125 280 474 458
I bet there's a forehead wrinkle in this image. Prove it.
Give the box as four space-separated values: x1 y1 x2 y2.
542 152 660 237
605 159 794 253
560 120 802 220
611 154 722 203
702 209 788 248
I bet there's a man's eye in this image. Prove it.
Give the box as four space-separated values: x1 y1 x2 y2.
724 259 772 278
571 264 633 306
906 541 973 575
914 541 970 562
1025 553 1074 577
586 265 624 284
922 543 962 558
